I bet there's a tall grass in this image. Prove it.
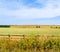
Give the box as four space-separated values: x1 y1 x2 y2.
0 36 60 52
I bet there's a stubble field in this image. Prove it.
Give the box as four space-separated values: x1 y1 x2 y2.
0 28 60 36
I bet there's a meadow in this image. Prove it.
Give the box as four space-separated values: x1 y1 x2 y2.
0 36 60 52
0 28 60 36
0 25 60 52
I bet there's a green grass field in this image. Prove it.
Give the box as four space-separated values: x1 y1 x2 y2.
0 28 60 36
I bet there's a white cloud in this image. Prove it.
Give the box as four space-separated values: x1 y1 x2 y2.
0 0 60 19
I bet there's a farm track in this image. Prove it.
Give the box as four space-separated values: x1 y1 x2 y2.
0 35 60 40
0 35 24 40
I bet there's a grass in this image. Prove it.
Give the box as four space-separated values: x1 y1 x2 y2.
0 36 60 52
0 27 60 52
0 28 60 36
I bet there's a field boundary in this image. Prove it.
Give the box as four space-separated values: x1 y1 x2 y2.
0 34 60 39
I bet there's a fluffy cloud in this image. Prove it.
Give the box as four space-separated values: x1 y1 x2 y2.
0 0 60 19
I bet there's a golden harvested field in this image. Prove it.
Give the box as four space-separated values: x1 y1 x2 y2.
0 28 60 36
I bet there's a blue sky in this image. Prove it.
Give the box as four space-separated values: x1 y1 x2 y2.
0 0 60 25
